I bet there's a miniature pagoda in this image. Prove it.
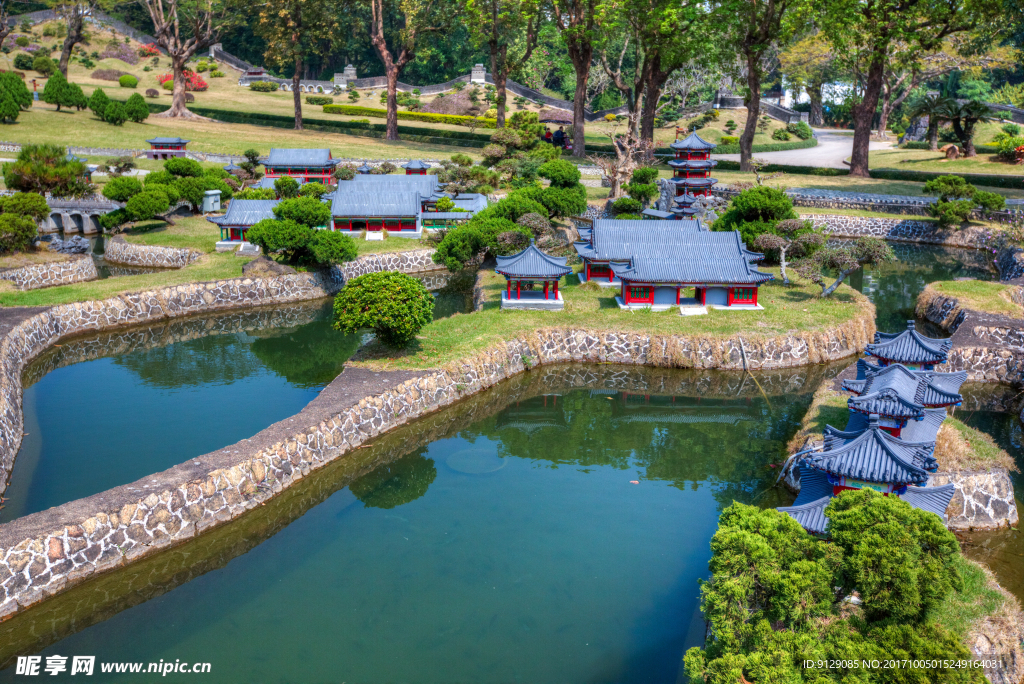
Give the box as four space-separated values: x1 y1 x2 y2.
262 149 340 184
401 160 431 175
146 137 189 160
865 320 952 370
779 324 963 535
668 131 718 219
495 240 571 310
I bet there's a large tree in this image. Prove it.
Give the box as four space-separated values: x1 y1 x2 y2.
778 32 838 126
369 0 451 140
51 0 103 77
256 0 339 130
141 0 231 118
820 0 1003 177
463 0 540 128
716 0 806 171
551 0 602 157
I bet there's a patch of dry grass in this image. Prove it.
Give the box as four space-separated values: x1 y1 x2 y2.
921 281 1023 320
936 418 1018 473
0 249 73 269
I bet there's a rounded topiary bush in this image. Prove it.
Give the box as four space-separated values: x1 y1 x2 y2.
333 271 434 348
274 175 300 198
103 101 128 125
538 158 581 187
102 175 143 201
118 74 138 88
0 192 49 222
32 54 56 76
250 81 279 92
145 183 180 204
612 197 642 216
13 53 33 71
541 185 587 218
713 185 797 245
164 157 203 177
126 189 170 221
245 218 313 257
307 230 357 265
0 213 37 253
272 196 331 227
516 211 550 236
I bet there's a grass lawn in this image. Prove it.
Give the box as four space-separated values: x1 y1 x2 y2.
867 148 1024 176
929 554 1018 641
922 281 1023 319
0 249 73 268
348 265 873 371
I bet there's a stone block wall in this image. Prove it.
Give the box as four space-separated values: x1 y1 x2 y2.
0 257 98 291
104 237 202 269
801 214 992 248
929 469 1019 530
0 293 874 621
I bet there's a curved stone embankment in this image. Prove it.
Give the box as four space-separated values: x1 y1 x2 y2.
103 236 202 269
802 214 996 249
0 256 97 291
0 293 874 620
928 469 1019 530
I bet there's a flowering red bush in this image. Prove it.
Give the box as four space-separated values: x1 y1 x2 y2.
1016 145 1024 165
157 70 208 92
138 43 160 57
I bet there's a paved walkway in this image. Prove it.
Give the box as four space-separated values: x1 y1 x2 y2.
713 128 895 169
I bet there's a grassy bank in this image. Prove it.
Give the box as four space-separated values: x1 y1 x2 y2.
919 281 1023 319
348 266 874 371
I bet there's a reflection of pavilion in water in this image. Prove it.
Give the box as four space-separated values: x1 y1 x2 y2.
611 391 760 425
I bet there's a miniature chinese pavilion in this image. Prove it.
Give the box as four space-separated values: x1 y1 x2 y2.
496 240 571 310
146 137 189 160
402 160 431 175
668 131 718 218
865 320 952 370
206 199 280 243
262 149 340 184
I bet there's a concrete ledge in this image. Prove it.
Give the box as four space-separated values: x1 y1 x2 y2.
501 292 563 310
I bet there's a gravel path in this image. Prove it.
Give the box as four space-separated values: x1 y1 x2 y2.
713 128 895 169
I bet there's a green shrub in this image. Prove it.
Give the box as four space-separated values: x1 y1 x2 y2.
322 103 497 129
624 182 658 206
99 208 131 231
144 170 175 186
0 72 33 111
210 70 225 78
0 192 49 221
0 93 19 123
118 74 138 88
305 95 334 105
272 196 330 227
250 81 279 92
102 175 143 201
164 157 203 177
245 218 313 260
333 271 434 348
102 100 125 125
0 213 37 253
974 190 1006 211
203 166 230 180
32 54 56 76
611 197 642 215
713 185 797 245
126 189 170 221
235 187 276 200
631 167 659 185
788 121 813 140
720 135 739 145
541 185 586 218
307 229 357 265
2 144 92 198
298 182 329 200
613 213 643 220
476 191 547 222
930 199 975 227
88 87 110 119
145 183 180 204
995 136 1024 161
274 175 299 198
13 53 33 71
124 93 149 122
15 36 29 48
41 71 79 112
537 158 580 187
771 127 791 141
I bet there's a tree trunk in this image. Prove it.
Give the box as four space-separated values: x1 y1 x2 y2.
385 67 399 140
822 268 858 297
779 245 789 285
293 53 303 130
807 82 824 127
927 120 939 150
739 53 761 172
58 11 84 77
570 63 589 157
494 70 508 128
849 55 885 177
959 120 977 157
639 68 669 147
161 56 192 117
876 94 892 140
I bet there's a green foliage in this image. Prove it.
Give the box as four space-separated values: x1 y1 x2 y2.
307 229 358 265
995 136 1024 161
611 197 642 215
974 190 1005 212
235 187 277 200
930 199 975 227
164 157 203 178
66 82 87 111
721 135 739 145
99 208 131 231
772 127 791 141
631 167 659 185
274 175 299 198
2 144 93 198
624 182 658 206
125 190 171 221
322 104 496 129
922 175 1006 226
540 185 587 218
349 452 436 509
245 218 313 260
305 95 334 105
272 196 331 227
124 93 149 122
333 271 434 347
298 182 329 200
0 72 33 111
475 190 548 223
0 213 38 253
537 159 581 187
516 212 550 236
145 183 180 204
103 101 127 125
118 74 138 88
0 93 19 123
88 87 110 119
144 170 175 187
0 192 49 222
788 122 814 140
32 54 56 76
431 200 534 271
41 72 77 112
13 53 33 71
250 81 279 92
713 186 797 245
923 175 974 202
102 175 144 202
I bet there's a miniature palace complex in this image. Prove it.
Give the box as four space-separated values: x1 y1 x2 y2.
778 323 964 534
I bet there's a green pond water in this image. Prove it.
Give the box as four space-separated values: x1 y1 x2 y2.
0 243 1018 683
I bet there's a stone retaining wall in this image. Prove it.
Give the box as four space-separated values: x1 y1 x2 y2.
0 257 98 291
0 294 874 620
801 214 993 248
103 237 202 269
929 468 1019 530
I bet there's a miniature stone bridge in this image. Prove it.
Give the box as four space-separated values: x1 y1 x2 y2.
40 198 121 236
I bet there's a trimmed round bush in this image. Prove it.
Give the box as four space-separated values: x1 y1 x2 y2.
974 190 1006 211
771 128 791 141
14 36 29 47
274 175 300 199
538 158 581 187
272 196 331 227
250 81 279 92
32 55 56 76
12 53 33 71
245 218 313 258
103 101 128 125
0 93 18 124
298 182 329 199
165 157 203 177
88 87 110 119
126 189 170 221
307 230 357 265
124 92 149 122
540 185 586 218
477 192 548 222
631 167 659 184
612 197 642 216
118 74 138 88
144 170 175 186
0 213 37 252
0 192 49 221
333 271 434 348
713 185 797 245
334 165 356 181
305 95 334 105
145 183 180 204
102 175 143 201
234 187 276 200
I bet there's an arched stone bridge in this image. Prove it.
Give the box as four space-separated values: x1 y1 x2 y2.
40 198 121 236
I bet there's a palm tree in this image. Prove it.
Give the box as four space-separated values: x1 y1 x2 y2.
940 99 996 157
908 94 955 151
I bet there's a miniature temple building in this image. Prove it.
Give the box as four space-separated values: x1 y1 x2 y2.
356 162 373 174
670 192 702 219
843 362 965 408
262 149 340 184
401 160 431 175
669 131 717 202
250 176 310 195
846 388 925 438
834 406 948 446
574 220 770 310
206 199 280 243
778 414 956 535
865 320 952 370
146 137 189 160
223 163 243 176
496 239 571 310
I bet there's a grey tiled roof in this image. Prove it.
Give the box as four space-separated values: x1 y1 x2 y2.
669 177 717 187
848 390 925 419
843 363 963 407
901 484 956 519
777 494 831 534
668 159 718 169
146 137 189 144
250 176 311 190
641 209 674 219
401 160 431 170
854 359 966 396
611 256 773 285
496 240 571 279
837 407 947 445
264 148 338 167
575 221 719 261
206 199 280 226
867 320 952 364
669 132 716 150
330 192 421 217
345 174 440 193
805 415 937 485
793 465 832 506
